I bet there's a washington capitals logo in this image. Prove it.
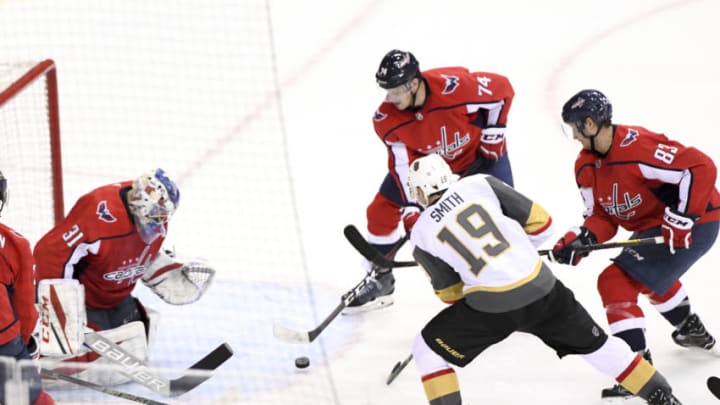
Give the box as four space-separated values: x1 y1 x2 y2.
620 128 639 147
598 183 641 220
373 109 388 122
96 201 117 223
441 75 459 94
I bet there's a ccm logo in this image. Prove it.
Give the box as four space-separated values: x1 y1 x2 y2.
88 340 168 390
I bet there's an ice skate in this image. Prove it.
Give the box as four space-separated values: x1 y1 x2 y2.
343 270 395 314
672 313 716 351
601 351 652 403
645 386 682 405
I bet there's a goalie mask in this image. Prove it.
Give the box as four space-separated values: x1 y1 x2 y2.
407 154 458 208
128 168 180 244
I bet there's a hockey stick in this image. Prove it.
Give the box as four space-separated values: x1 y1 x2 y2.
537 236 664 257
343 225 417 269
707 376 720 399
347 223 664 269
273 231 409 344
84 332 233 397
41 368 168 405
386 353 413 385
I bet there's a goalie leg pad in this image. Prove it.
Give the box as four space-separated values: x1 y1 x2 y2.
42 321 149 389
38 279 86 356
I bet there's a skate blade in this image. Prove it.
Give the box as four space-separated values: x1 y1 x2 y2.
601 396 646 404
681 343 720 358
342 296 394 315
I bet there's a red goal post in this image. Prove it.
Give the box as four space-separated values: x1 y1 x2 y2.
0 59 64 244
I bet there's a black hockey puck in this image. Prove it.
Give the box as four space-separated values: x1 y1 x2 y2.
295 356 310 369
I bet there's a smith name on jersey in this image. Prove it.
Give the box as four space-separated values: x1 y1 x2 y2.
410 175 554 313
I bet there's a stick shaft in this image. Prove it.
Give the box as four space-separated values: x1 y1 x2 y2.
41 369 168 405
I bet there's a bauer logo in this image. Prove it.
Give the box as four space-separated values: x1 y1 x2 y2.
87 339 168 391
434 338 465 359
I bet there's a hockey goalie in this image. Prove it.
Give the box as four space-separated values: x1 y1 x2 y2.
33 168 215 388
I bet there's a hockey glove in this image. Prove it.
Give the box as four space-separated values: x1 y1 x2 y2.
401 205 421 235
661 207 695 254
143 250 215 305
550 226 597 266
478 126 507 161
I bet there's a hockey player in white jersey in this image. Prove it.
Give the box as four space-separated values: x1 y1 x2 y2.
405 154 681 405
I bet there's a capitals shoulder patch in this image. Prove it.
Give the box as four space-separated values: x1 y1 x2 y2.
441 75 460 94
373 109 388 122
620 128 639 147
96 201 117 223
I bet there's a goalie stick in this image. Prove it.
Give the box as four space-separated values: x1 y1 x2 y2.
708 376 720 400
273 230 409 344
84 332 233 397
346 224 664 269
41 368 168 405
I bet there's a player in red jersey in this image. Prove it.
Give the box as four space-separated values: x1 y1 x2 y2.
34 168 214 387
550 89 720 402
346 49 517 313
0 171 55 405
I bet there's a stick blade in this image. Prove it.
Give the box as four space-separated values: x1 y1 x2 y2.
707 376 720 399
343 225 415 268
273 323 311 344
386 361 403 385
169 343 234 396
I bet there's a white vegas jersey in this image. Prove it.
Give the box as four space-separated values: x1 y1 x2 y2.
410 174 556 312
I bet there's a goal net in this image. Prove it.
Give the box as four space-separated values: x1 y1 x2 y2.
0 59 64 245
0 1 341 405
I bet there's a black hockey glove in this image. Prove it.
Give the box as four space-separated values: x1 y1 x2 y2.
550 226 597 266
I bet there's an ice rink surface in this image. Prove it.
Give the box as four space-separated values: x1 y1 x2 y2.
1 0 720 403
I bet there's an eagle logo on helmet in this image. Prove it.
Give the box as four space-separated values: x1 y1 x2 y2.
571 98 585 110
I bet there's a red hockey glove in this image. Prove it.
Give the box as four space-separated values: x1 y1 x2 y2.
550 226 597 266
402 206 421 234
478 126 507 161
661 207 695 254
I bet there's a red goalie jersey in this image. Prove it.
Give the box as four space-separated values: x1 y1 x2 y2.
373 67 514 204
34 181 166 310
576 124 720 242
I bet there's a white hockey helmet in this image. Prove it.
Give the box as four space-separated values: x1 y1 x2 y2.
407 154 458 207
127 168 180 244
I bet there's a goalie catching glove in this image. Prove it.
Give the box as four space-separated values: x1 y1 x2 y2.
142 249 215 305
